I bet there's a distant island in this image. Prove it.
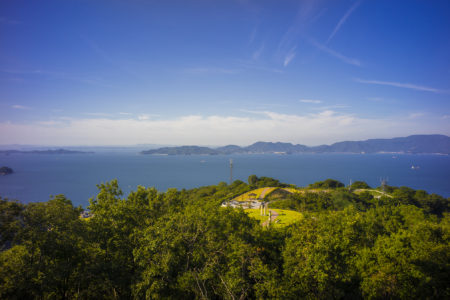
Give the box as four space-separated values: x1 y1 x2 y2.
141 146 219 156
0 149 94 155
141 134 450 155
0 166 13 175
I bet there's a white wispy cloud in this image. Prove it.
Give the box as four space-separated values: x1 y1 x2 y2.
252 44 265 60
119 112 132 115
84 112 112 117
11 105 31 110
408 113 425 119
366 97 384 102
138 114 160 120
310 39 361 66
37 121 62 126
299 99 322 104
248 25 258 45
355 78 449 94
277 0 324 66
284 47 297 67
316 104 351 110
1 111 447 146
277 1 322 52
327 1 361 43
235 60 284 74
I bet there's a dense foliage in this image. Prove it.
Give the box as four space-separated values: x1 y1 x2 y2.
308 178 345 189
0 177 449 299
350 181 372 190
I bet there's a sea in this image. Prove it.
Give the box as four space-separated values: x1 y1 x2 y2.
1 152 449 207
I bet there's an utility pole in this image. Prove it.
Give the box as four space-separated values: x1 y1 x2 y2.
229 159 233 185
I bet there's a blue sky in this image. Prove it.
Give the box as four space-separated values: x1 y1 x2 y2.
1 0 449 146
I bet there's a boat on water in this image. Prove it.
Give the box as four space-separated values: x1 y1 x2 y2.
411 165 420 170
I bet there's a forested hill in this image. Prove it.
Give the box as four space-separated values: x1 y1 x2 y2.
314 134 450 154
141 146 219 155
141 134 450 155
0 176 448 298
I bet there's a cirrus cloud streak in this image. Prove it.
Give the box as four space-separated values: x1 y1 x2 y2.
355 78 450 94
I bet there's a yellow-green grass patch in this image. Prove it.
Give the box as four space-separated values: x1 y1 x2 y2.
244 208 270 223
233 187 278 202
282 187 301 194
353 189 393 198
271 209 303 227
244 208 303 228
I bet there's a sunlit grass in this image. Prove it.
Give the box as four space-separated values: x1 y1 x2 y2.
271 209 303 227
234 187 278 201
244 208 303 228
282 187 301 194
353 188 393 198
244 208 269 223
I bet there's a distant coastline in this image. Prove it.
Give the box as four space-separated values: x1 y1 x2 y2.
141 134 450 155
0 149 94 155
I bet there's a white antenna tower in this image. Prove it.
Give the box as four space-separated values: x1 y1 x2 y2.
380 177 388 191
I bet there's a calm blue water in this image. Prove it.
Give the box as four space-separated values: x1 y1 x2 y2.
0 153 449 207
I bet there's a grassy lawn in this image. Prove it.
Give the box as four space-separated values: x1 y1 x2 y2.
244 208 303 228
234 187 330 202
353 188 392 198
282 187 301 194
271 209 304 227
234 187 278 201
244 208 269 223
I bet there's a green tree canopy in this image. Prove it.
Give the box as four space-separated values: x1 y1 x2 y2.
309 179 345 189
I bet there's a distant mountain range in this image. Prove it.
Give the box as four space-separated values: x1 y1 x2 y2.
141 135 450 155
0 149 94 155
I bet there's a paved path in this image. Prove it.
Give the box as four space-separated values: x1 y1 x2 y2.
262 209 279 227
259 187 273 199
